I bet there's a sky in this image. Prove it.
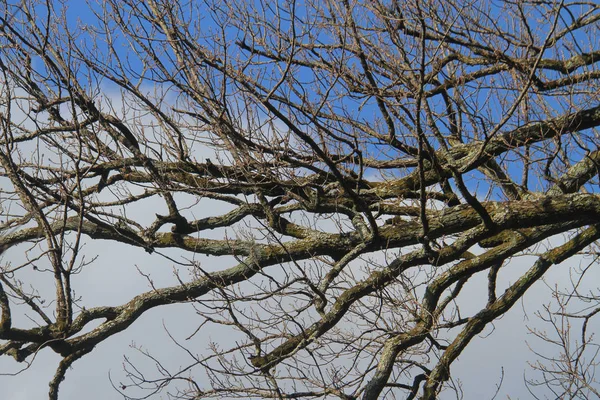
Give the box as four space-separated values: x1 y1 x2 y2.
3 239 598 399
1 0 600 399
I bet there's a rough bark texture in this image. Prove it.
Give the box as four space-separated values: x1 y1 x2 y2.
0 0 599 399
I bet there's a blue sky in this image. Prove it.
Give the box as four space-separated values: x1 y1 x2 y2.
1 0 600 399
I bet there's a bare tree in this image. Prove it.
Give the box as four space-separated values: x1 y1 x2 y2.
0 0 600 398
525 253 600 400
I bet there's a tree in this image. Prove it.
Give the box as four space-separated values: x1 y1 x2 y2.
0 0 600 398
